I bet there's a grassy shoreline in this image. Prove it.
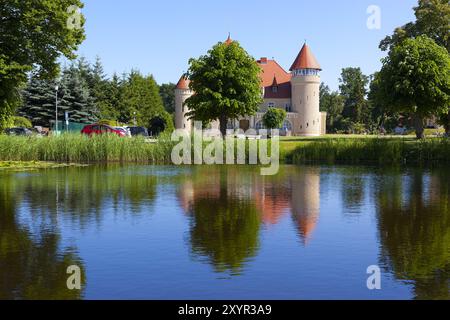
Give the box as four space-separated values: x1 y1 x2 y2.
0 161 89 171
1 134 450 167
288 136 450 165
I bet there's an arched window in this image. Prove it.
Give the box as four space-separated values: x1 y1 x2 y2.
282 120 292 131
255 121 266 130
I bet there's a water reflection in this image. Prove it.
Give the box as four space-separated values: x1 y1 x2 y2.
374 169 450 300
0 174 85 300
0 166 160 299
178 166 322 273
0 165 449 299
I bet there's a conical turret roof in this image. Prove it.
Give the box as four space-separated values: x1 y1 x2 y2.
289 43 321 71
225 33 233 45
176 75 190 90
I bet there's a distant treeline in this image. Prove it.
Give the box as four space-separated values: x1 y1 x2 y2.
17 56 176 131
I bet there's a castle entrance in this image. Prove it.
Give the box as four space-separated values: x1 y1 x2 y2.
239 120 250 131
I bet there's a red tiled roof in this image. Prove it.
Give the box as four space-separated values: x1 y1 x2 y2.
176 75 190 90
290 43 321 71
257 58 292 99
271 75 278 87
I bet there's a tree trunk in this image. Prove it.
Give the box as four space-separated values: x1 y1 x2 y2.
445 111 450 136
414 115 425 139
219 116 227 137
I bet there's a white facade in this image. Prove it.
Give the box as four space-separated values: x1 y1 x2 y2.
174 43 326 136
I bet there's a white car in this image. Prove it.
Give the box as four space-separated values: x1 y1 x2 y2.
113 127 132 137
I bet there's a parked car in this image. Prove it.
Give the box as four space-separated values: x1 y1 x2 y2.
394 126 408 135
4 127 33 136
113 127 131 137
81 124 126 137
127 126 149 137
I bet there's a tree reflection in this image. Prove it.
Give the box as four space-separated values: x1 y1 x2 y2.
2 166 158 228
0 165 158 299
183 167 261 274
0 175 86 300
375 169 450 300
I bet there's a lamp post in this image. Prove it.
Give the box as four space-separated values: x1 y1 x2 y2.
55 85 59 134
133 111 137 126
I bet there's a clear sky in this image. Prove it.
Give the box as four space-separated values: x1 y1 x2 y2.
76 0 418 90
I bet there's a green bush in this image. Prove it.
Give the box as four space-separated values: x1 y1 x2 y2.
11 116 32 128
97 119 120 127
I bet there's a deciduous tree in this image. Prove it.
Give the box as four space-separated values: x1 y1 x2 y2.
186 40 262 136
0 0 86 130
377 36 450 139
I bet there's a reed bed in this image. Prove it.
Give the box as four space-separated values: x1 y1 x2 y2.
0 133 175 164
291 137 450 165
1 134 450 166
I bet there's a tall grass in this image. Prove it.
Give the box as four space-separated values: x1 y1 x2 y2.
0 133 175 164
2 134 450 166
291 138 450 165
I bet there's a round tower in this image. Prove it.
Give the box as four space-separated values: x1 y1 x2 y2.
290 43 322 136
175 75 193 132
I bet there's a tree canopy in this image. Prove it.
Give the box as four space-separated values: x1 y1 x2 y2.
377 36 450 138
0 0 86 130
185 40 262 136
339 67 369 125
380 0 450 52
262 108 287 131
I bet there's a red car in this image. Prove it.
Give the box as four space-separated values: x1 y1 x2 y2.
81 124 126 137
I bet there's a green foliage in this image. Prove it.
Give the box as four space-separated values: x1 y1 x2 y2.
339 67 370 124
19 62 98 127
97 119 120 126
18 75 56 127
99 73 124 120
262 108 287 130
119 71 166 129
0 0 86 129
377 36 450 138
59 65 98 124
380 0 450 52
368 72 399 131
11 116 32 128
186 41 262 135
320 83 345 132
159 83 176 114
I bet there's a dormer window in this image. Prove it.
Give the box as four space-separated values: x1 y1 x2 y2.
272 86 278 93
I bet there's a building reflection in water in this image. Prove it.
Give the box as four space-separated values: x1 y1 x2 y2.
178 166 322 273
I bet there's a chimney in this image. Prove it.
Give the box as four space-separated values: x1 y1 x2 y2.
260 57 268 64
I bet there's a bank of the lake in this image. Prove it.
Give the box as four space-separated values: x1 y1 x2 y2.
1 133 450 166
288 136 450 165
0 160 89 171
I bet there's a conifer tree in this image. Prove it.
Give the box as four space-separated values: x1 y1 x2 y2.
18 75 57 127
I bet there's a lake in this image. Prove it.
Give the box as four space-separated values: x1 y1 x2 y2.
0 165 449 300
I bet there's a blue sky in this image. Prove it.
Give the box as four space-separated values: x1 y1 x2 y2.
76 0 418 90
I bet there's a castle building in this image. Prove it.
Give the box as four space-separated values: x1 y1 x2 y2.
175 36 327 136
